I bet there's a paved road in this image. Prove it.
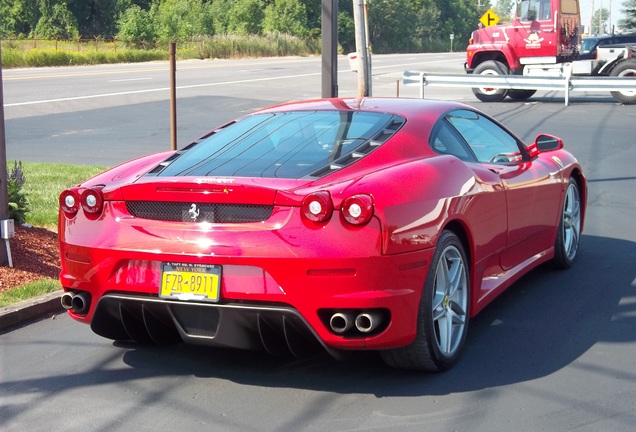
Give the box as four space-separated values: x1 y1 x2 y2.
3 53 466 165
1 54 635 431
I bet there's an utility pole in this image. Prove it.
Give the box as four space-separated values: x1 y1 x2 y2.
321 0 338 98
0 44 11 266
353 0 370 96
590 0 595 34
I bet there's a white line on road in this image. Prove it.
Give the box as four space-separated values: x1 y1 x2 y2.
4 72 323 107
108 77 154 83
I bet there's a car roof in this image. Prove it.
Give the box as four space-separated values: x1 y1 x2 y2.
584 33 636 41
255 97 468 120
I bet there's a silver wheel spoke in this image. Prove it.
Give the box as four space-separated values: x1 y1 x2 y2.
562 183 581 259
432 245 468 356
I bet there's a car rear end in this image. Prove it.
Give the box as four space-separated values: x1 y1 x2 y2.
58 104 432 356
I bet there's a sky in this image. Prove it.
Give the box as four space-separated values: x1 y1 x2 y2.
580 0 628 32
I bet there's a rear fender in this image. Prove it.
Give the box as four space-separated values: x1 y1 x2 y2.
330 156 479 255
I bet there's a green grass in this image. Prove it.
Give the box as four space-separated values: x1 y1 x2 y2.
20 162 107 228
0 278 60 308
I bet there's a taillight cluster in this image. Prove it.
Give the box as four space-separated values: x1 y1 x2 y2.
301 191 374 226
60 187 104 219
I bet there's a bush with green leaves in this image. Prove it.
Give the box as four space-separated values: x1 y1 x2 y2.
7 161 31 225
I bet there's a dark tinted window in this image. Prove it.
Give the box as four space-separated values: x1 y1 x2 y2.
153 111 403 179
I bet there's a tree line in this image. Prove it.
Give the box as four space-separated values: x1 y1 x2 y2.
0 0 495 54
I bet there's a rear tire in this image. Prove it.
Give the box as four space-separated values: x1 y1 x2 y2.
381 231 470 371
471 60 509 102
609 59 636 105
508 89 536 100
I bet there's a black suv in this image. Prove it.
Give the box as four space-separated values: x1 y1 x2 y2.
581 33 636 59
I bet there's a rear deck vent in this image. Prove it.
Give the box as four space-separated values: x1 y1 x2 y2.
126 201 273 223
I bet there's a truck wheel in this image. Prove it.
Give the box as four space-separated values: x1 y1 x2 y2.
471 60 509 102
609 59 636 105
508 89 536 100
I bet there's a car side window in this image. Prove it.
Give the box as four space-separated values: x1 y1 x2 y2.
445 109 522 164
429 121 475 162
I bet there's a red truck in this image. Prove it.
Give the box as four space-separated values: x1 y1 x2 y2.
465 0 636 104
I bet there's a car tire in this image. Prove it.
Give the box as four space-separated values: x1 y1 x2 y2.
552 177 582 269
609 59 636 105
381 230 470 371
471 60 509 102
508 89 536 100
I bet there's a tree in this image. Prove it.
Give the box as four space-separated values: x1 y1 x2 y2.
338 10 355 53
32 0 79 39
209 0 231 34
152 0 214 42
493 0 515 23
227 0 265 35
263 0 308 37
618 0 636 31
592 7 609 34
367 0 442 53
436 0 477 50
67 0 130 38
0 0 40 37
117 4 157 44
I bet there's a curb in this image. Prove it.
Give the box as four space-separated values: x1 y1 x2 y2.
0 290 64 332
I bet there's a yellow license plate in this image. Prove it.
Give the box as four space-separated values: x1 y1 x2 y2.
160 263 221 302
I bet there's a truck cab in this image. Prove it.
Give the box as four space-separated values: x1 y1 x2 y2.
466 0 581 75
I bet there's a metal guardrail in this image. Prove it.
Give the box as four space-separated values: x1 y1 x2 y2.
403 71 636 106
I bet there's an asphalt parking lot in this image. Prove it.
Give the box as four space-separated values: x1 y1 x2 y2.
1 55 635 431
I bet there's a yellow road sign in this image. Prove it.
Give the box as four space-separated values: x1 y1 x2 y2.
480 9 500 27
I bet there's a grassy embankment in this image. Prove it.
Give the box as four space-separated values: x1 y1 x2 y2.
1 34 321 68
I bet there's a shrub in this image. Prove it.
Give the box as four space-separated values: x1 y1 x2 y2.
7 161 31 225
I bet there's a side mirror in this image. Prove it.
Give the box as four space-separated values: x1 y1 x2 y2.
530 134 564 156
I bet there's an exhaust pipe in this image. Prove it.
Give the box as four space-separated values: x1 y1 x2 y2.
329 312 354 334
61 291 91 315
71 292 91 315
61 292 74 310
355 311 382 333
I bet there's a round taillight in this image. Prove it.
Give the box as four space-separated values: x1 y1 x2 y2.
301 191 333 222
80 188 104 215
60 190 80 217
342 194 374 225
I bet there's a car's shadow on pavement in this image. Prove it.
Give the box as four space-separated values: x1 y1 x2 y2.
120 234 636 396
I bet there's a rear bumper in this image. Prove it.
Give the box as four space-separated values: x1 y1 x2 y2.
59 204 434 352
63 249 431 354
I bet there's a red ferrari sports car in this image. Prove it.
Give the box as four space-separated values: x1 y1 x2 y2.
59 97 586 371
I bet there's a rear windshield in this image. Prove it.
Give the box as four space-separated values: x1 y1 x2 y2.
152 110 404 179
